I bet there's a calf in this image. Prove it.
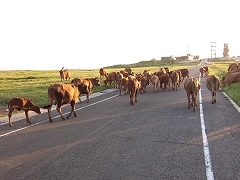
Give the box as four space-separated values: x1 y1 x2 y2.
71 77 100 102
59 67 71 83
184 77 201 112
127 76 141 105
171 71 180 90
43 84 85 122
206 75 220 104
150 74 160 93
8 98 41 127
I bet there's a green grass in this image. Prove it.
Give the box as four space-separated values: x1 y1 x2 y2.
0 60 239 117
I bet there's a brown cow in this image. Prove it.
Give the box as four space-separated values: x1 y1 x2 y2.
99 67 107 80
43 84 86 122
136 73 148 94
206 75 220 104
8 98 41 127
104 72 117 87
228 63 239 73
71 77 101 102
116 72 128 96
184 77 201 112
171 71 180 90
178 68 189 81
150 74 160 93
160 73 171 91
199 66 208 77
59 67 71 83
222 71 240 87
127 76 141 105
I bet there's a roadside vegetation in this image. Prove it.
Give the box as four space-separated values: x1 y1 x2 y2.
0 60 239 117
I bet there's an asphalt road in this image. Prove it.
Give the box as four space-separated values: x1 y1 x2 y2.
0 65 239 180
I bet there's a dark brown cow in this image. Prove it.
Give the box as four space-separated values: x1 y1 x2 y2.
71 77 101 102
127 76 141 105
184 77 201 112
171 71 180 90
222 71 240 87
59 67 71 83
43 84 85 122
178 68 189 81
206 75 220 104
160 73 171 91
99 67 107 80
8 98 41 127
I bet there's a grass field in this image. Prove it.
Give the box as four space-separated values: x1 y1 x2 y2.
0 60 239 117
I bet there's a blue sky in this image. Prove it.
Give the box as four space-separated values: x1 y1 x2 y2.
0 0 239 70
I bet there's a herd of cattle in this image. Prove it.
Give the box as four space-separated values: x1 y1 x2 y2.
6 63 240 127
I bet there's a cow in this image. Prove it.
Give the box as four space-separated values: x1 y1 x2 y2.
184 77 201 112
150 74 160 93
99 67 107 80
43 83 86 122
116 72 128 96
206 75 221 104
124 68 133 75
203 66 209 75
59 67 71 83
104 72 117 87
127 76 141 105
199 66 209 77
71 77 101 102
136 73 148 94
228 63 239 73
222 71 240 87
171 71 180 90
8 98 41 127
178 68 189 81
160 73 171 91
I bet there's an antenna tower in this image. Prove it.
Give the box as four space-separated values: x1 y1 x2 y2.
211 42 216 59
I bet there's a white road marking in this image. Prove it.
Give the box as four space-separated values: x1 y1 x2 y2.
199 74 215 180
0 94 119 138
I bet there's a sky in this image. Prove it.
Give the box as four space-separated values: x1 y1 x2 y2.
0 0 239 70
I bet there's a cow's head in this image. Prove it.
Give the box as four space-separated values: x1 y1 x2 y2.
33 105 41 114
93 77 101 86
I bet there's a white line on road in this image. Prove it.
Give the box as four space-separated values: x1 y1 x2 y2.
199 74 214 180
0 94 119 138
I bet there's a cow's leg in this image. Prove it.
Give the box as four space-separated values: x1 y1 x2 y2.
47 107 53 123
56 101 65 120
67 102 77 119
24 110 31 124
86 93 90 103
187 93 191 109
135 91 138 102
8 108 14 127
192 95 198 111
129 92 134 105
